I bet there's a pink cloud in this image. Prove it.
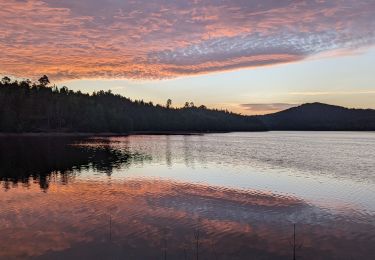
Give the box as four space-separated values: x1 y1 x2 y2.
0 0 374 80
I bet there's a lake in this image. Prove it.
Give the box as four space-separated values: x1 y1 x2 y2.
0 132 374 259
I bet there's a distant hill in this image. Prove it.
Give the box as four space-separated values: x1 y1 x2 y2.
259 102 375 131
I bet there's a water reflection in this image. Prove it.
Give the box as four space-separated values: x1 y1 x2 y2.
0 137 150 190
0 133 374 259
1 180 374 259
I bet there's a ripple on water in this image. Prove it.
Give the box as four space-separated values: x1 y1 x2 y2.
0 132 374 259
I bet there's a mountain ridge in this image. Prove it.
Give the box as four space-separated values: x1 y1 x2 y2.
259 102 375 131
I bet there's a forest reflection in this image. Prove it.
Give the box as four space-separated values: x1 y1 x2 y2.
0 137 151 190
0 135 374 259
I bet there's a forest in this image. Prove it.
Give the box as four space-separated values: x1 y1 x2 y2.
0 76 266 133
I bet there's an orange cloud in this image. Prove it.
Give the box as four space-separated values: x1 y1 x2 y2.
0 0 374 81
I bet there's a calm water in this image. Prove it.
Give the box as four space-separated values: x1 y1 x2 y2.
0 132 374 259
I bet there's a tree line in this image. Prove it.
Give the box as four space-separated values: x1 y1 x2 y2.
0 76 266 133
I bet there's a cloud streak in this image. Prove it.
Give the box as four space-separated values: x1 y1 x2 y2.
0 0 375 80
240 103 297 114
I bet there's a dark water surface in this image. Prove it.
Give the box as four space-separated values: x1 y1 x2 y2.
0 132 374 259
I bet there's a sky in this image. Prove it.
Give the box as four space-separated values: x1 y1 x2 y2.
1 0 375 115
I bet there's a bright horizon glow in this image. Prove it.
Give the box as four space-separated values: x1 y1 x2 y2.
59 47 375 115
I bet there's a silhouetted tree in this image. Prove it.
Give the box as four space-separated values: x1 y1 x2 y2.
1 76 11 84
38 75 50 87
166 99 172 109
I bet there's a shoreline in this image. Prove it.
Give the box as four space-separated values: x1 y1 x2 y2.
0 130 373 138
0 131 236 137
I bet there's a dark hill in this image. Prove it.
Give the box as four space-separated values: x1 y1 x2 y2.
259 102 375 131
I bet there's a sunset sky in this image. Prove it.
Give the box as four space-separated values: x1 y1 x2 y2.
1 0 375 114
